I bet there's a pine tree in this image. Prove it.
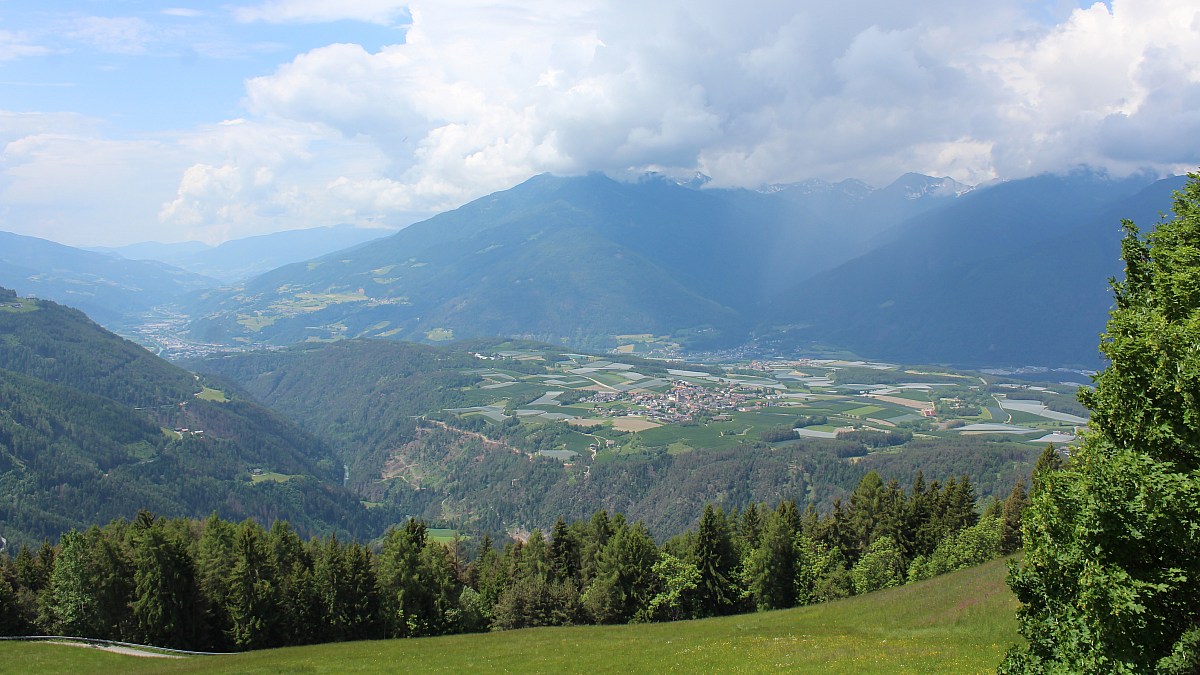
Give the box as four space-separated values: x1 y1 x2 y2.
225 521 278 650
548 517 580 585
746 501 802 610
582 521 658 624
194 513 236 649
692 505 740 617
998 480 1028 555
131 516 195 648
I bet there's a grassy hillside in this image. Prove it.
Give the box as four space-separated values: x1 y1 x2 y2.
3 556 1019 673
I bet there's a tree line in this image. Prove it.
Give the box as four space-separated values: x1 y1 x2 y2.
0 466 1035 652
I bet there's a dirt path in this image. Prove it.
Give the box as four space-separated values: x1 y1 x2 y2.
44 641 185 659
422 419 524 455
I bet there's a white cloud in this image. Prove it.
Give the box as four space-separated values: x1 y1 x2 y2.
233 0 412 26
0 30 52 61
0 122 187 246
67 17 158 55
7 0 1200 246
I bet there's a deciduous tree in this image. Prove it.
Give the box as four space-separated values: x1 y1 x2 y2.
1003 174 1200 673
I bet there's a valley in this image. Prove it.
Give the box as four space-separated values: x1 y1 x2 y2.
190 337 1076 538
438 347 1085 466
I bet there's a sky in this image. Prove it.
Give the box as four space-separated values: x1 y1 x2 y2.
1 0 1198 247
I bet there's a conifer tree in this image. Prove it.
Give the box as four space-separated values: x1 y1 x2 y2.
998 480 1028 555
692 505 740 616
548 517 580 585
583 522 658 623
195 514 237 648
746 501 802 610
131 515 194 648
225 521 279 649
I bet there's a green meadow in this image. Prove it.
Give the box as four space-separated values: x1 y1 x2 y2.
3 557 1018 674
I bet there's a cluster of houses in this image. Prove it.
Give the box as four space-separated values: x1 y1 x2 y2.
584 380 761 423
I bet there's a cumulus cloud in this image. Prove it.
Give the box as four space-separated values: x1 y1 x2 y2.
220 0 1200 218
0 117 188 245
7 0 1200 245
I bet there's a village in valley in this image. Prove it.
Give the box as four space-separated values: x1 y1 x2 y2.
440 344 1089 463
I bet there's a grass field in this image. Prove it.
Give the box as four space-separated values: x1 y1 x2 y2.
1 557 1019 674
195 387 228 402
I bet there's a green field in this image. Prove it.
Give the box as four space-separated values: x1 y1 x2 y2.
1 557 1019 673
195 386 228 402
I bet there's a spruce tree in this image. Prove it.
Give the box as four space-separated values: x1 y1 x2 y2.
998 480 1028 555
131 517 194 648
1003 174 1200 673
746 501 802 610
692 505 740 616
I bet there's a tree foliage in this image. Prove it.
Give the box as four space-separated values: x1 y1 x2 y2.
1003 173 1200 673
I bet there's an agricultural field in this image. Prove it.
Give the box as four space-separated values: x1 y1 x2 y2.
439 347 1090 462
0 556 1019 673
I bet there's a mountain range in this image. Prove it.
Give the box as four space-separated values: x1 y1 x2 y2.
94 224 396 283
0 230 215 331
1 168 1184 366
184 169 1179 366
184 172 968 351
766 170 1188 366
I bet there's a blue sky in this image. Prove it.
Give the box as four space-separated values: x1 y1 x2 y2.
1 0 1196 246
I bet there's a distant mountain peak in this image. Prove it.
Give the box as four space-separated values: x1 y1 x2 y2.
629 170 711 189
762 177 876 199
884 173 974 200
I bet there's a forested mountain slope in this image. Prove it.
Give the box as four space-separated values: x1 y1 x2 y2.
0 288 391 547
185 172 962 350
0 231 215 330
764 171 1182 365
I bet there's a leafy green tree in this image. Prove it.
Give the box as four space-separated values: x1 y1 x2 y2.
42 530 102 637
908 515 1001 583
642 552 700 622
1003 175 1200 673
850 536 904 595
377 519 429 637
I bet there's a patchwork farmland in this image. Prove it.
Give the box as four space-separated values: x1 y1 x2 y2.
438 346 1088 463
